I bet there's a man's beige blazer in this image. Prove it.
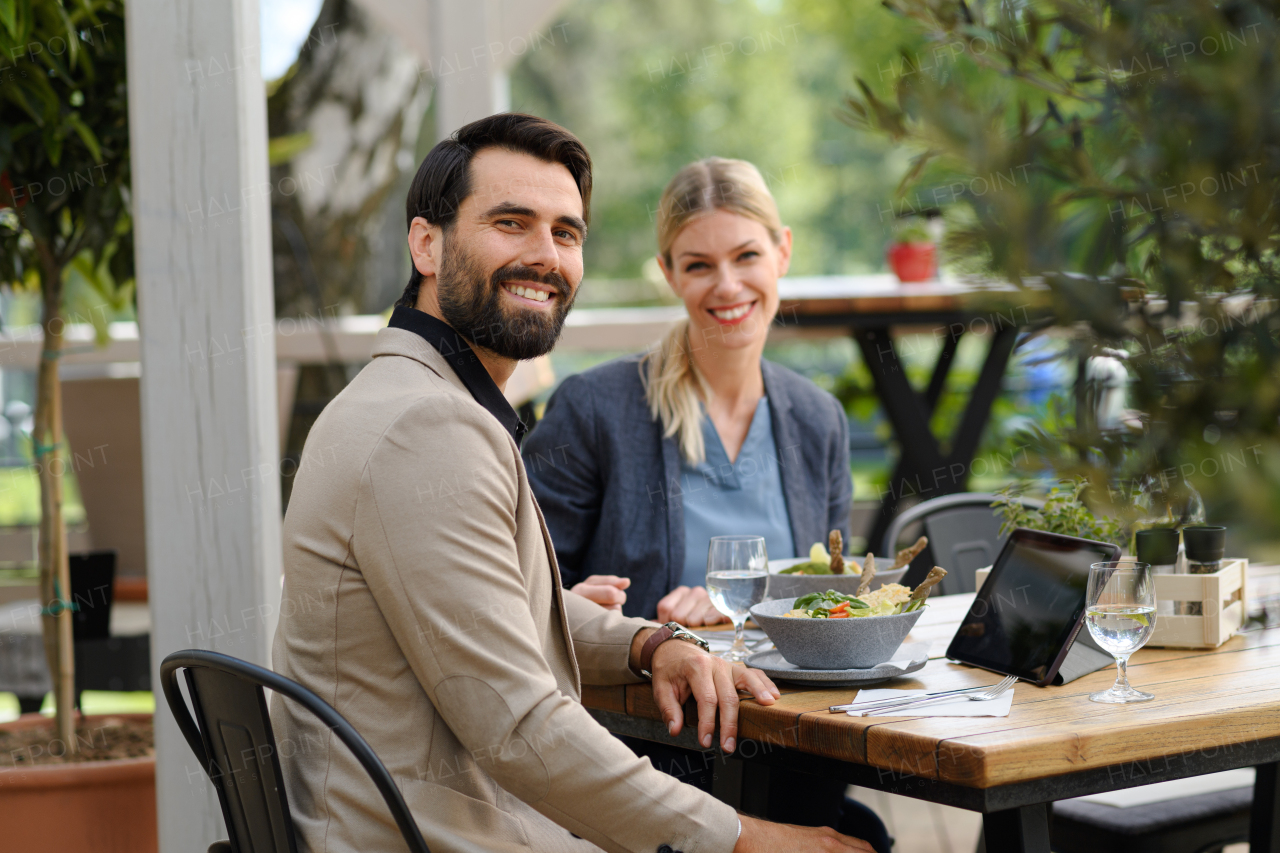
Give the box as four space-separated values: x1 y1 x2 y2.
271 326 738 853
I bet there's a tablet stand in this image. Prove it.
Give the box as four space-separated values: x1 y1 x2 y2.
1052 627 1116 685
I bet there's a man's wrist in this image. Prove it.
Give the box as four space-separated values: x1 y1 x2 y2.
640 622 711 677
628 626 659 677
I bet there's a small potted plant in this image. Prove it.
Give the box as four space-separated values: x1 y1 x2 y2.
992 478 1128 549
886 221 937 282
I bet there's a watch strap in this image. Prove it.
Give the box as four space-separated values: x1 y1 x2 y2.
639 624 676 677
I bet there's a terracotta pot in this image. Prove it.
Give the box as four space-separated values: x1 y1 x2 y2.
887 241 937 282
0 713 156 853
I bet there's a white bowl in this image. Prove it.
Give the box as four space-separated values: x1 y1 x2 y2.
765 557 908 602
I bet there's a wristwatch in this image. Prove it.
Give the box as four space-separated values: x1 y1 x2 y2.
639 621 711 678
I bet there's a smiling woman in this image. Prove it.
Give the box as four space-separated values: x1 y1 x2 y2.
521 157 888 846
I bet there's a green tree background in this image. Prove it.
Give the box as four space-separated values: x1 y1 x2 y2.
510 0 931 280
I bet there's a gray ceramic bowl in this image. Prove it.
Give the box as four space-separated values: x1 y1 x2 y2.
748 597 925 670
765 557 908 603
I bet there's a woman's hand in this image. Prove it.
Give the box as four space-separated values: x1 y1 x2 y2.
570 575 631 611
656 585 729 627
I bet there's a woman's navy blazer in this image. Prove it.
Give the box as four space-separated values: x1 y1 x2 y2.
523 355 853 620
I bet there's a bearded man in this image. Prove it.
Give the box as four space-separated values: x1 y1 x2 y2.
271 112 871 853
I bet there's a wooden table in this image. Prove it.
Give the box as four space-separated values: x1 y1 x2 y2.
584 578 1280 852
775 275 1048 549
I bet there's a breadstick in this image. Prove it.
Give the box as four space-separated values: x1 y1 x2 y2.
891 535 929 570
909 566 948 601
829 530 845 575
856 553 877 596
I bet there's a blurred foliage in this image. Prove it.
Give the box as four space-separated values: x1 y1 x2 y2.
511 0 931 277
0 0 132 318
845 0 1280 525
993 477 1127 547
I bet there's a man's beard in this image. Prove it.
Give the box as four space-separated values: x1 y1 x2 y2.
436 238 576 361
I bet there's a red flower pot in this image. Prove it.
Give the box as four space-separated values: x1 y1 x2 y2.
887 241 937 282
0 714 156 853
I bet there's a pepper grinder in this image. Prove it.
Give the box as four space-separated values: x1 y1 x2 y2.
1136 528 1179 616
1179 525 1227 615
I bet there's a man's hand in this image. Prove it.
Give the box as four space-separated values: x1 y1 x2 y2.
644 634 779 753
734 815 875 852
656 585 730 627
571 575 630 611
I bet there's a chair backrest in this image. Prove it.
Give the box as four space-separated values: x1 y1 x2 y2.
70 549 116 641
884 493 1044 595
161 650 431 853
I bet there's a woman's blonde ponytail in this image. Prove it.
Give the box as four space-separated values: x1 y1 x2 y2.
640 319 708 464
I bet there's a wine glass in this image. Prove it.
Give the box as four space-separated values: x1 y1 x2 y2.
705 535 769 662
1086 560 1156 703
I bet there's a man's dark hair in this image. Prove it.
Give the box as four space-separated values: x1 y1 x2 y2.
396 113 592 309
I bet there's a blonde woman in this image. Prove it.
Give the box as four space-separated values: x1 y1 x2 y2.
525 156 851 625
524 159 887 849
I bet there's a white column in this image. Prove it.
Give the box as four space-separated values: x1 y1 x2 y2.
125 1 282 850
426 0 569 139
430 0 499 140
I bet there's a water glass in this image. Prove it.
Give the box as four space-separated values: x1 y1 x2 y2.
1086 561 1156 704
705 535 769 662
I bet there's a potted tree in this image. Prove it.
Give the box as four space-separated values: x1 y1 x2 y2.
0 2 154 849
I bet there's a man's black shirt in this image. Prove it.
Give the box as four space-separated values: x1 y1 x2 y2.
387 306 528 447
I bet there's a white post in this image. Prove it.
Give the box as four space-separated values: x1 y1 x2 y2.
426 0 571 139
430 0 501 140
125 1 282 850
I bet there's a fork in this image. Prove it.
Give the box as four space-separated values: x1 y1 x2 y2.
830 675 1017 714
845 675 1017 716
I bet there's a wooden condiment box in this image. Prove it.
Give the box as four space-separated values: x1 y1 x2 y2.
1147 558 1248 649
973 558 1248 650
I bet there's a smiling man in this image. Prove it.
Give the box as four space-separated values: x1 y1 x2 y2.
271 113 871 853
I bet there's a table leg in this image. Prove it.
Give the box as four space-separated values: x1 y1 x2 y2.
857 323 1019 550
711 754 771 818
981 803 1050 853
1251 762 1280 853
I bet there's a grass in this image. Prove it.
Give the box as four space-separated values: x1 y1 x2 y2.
0 465 86 527
0 691 154 724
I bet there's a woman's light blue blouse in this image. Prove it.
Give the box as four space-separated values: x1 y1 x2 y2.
679 398 796 588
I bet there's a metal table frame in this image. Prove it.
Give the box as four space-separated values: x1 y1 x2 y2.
589 708 1280 853
778 306 1027 548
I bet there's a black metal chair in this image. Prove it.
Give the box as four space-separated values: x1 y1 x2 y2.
161 649 431 853
883 492 1042 594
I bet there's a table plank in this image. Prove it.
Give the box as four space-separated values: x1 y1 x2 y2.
932 685 1280 786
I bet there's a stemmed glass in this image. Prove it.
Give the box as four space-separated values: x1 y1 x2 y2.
705 535 769 662
1086 560 1157 703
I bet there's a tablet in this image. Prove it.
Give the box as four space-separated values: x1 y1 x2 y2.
946 528 1121 686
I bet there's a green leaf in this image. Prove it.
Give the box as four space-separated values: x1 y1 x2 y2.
64 112 100 162
267 132 313 166
0 0 17 38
